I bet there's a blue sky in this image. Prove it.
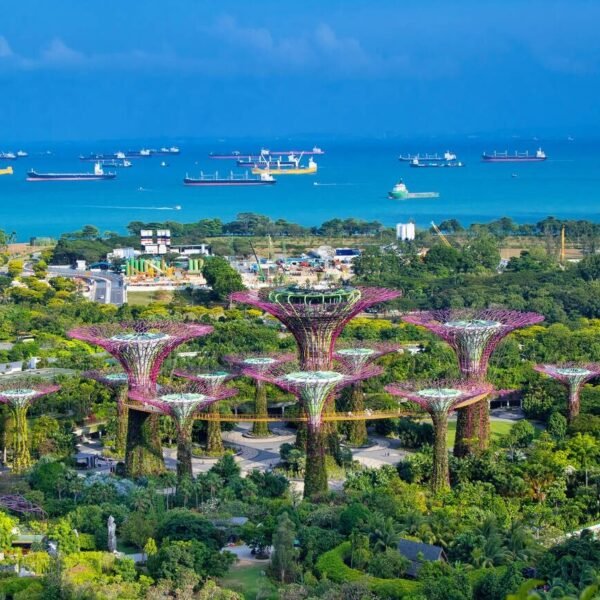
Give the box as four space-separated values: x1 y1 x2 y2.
1 0 599 141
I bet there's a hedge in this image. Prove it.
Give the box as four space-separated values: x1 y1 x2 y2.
316 542 422 599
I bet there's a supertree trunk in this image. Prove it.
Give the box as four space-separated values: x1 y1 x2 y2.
431 413 450 493
125 409 165 477
176 421 194 480
11 407 31 474
206 403 224 455
252 381 271 437
115 387 128 458
346 383 368 446
305 421 328 498
454 397 489 456
568 388 580 422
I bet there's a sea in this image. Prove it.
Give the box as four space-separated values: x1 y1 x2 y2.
1 136 599 240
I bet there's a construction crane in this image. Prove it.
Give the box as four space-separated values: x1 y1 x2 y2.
430 221 453 248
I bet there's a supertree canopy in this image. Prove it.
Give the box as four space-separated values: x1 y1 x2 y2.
334 342 401 446
69 321 214 477
0 382 60 473
84 369 130 457
231 286 401 370
244 362 382 498
129 384 237 478
402 309 543 456
386 381 492 492
534 363 600 422
174 370 236 455
223 353 295 437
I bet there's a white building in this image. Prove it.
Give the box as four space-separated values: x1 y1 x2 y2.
396 223 416 241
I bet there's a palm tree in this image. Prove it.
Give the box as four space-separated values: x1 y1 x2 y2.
367 513 399 552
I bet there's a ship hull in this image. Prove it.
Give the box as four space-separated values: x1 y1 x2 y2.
482 156 546 162
183 178 275 186
251 168 316 175
27 173 116 181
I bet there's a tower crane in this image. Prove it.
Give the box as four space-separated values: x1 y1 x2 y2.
430 221 453 248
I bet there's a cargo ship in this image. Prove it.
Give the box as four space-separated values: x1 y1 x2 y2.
237 154 298 168
252 157 317 175
0 166 13 176
482 148 547 162
27 162 116 181
183 171 275 186
399 151 457 162
388 180 439 200
268 146 324 155
98 159 132 168
0 152 16 160
410 159 465 168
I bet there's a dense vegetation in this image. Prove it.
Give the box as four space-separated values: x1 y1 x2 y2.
0 220 599 598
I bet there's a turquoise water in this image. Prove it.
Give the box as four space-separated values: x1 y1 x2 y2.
1 138 599 239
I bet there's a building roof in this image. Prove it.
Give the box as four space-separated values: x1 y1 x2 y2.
397 538 445 577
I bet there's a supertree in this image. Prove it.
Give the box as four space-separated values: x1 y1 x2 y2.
244 362 382 498
173 370 236 455
231 286 401 450
534 363 600 422
84 370 129 457
0 381 60 473
69 321 213 476
223 353 295 437
231 287 401 370
402 309 543 456
334 342 401 446
129 383 237 479
386 381 492 492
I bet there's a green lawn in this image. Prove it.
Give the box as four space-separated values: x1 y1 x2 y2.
219 564 278 600
446 419 515 447
126 291 171 306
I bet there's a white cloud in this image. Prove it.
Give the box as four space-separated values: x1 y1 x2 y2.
41 38 85 65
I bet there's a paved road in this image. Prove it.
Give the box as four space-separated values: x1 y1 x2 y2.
48 266 126 305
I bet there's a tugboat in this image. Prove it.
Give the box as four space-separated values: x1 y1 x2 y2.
183 171 276 186
482 148 547 162
388 180 439 200
27 162 116 181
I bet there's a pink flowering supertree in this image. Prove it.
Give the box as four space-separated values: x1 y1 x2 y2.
334 342 401 446
386 381 493 492
0 381 60 473
243 362 382 498
223 353 295 437
402 309 544 456
69 321 214 477
130 383 237 479
84 369 130 456
534 363 600 422
231 287 401 370
173 369 236 455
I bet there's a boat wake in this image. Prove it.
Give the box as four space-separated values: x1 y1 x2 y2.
82 205 182 211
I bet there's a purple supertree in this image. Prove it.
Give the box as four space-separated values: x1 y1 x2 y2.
223 352 295 437
0 381 60 473
402 309 544 456
243 362 382 498
174 369 237 455
334 342 401 446
69 321 214 477
534 363 600 422
130 383 237 479
385 381 493 492
231 287 401 370
84 369 130 457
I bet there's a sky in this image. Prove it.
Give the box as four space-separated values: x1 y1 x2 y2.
1 0 600 142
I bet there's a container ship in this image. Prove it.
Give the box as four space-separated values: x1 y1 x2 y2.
27 163 116 181
183 171 275 186
482 148 547 162
399 151 457 162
